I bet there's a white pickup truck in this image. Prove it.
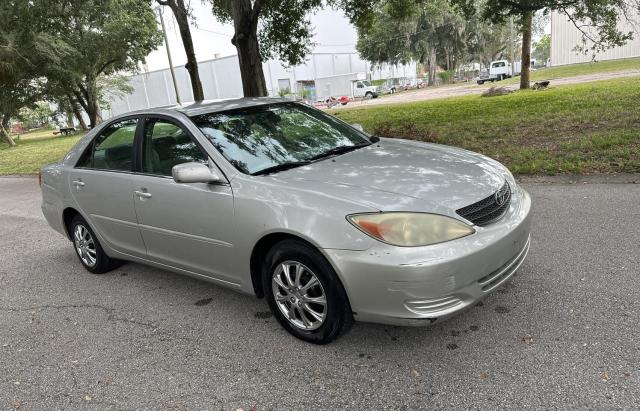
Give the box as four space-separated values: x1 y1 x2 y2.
477 59 536 84
315 72 379 101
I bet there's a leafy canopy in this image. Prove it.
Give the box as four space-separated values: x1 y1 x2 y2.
455 0 637 55
211 0 328 66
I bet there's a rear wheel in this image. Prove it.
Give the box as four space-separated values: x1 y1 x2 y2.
69 215 123 274
262 239 353 344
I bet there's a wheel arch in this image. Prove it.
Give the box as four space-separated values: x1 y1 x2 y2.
249 232 341 300
62 207 82 240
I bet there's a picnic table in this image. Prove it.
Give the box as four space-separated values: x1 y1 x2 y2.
54 127 77 136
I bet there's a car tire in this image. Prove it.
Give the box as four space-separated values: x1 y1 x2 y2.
69 215 123 274
262 239 353 344
364 91 373 99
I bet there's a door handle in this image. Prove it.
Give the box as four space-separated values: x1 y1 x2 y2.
72 180 85 188
134 190 152 199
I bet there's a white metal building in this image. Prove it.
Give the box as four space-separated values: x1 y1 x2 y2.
102 53 416 118
550 10 640 66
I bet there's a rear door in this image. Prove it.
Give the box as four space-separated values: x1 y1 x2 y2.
131 116 237 283
68 117 146 257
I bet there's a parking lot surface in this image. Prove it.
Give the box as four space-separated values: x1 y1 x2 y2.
1 177 639 409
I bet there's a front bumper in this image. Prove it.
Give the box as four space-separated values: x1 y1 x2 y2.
324 186 532 326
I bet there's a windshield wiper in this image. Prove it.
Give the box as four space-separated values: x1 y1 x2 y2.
308 142 371 161
251 161 311 176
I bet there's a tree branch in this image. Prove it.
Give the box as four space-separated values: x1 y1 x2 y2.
561 7 601 46
96 59 119 76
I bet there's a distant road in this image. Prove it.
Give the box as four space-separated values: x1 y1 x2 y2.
337 69 640 109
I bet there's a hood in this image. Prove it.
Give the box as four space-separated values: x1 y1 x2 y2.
269 138 509 213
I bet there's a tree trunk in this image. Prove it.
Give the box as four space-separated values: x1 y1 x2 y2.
87 99 102 128
164 0 204 101
0 115 16 147
231 0 268 97
66 110 75 128
68 95 88 130
84 77 103 128
427 47 437 86
520 10 533 90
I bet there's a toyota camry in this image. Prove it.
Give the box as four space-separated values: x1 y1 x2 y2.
40 98 531 344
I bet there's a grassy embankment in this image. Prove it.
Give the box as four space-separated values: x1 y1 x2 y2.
1 74 639 176
332 76 640 174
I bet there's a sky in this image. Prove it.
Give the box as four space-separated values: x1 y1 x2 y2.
145 3 358 72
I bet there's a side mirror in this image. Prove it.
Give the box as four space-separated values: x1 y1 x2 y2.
351 123 364 132
172 162 221 184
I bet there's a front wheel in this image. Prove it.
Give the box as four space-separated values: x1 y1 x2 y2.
263 239 353 344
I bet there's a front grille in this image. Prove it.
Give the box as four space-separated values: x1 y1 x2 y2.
456 181 511 226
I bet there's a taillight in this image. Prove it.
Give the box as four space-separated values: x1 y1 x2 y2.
38 170 42 187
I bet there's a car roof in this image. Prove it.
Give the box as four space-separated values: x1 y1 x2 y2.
122 97 296 118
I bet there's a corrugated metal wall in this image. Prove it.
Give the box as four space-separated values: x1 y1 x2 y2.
103 53 416 119
550 10 640 66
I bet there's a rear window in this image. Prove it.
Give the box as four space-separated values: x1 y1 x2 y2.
77 119 137 171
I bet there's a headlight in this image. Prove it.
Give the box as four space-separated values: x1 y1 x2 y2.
347 212 475 247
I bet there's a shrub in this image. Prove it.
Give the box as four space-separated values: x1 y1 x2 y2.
437 70 454 84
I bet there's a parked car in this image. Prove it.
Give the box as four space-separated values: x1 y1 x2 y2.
478 59 538 84
378 77 416 94
40 98 532 344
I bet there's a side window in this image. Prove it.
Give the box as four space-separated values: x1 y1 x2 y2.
142 118 208 176
77 119 137 171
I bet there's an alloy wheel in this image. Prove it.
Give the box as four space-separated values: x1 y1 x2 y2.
73 224 97 267
271 260 327 331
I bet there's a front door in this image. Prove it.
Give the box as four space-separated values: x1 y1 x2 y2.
68 117 146 257
132 116 237 284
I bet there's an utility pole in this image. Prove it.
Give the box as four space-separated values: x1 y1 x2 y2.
509 17 516 76
157 6 181 105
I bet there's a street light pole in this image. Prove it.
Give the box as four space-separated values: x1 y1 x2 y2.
157 6 181 105
509 17 516 76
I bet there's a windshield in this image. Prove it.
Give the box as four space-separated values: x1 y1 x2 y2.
361 80 372 87
190 102 370 175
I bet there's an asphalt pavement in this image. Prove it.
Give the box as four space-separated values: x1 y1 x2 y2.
1 176 638 410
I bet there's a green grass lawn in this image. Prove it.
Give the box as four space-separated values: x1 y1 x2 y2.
0 131 85 175
2 75 639 176
503 57 640 84
332 76 640 175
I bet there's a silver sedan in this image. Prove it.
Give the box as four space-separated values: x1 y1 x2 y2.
40 98 531 344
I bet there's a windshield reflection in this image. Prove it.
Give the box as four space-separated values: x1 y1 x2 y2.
190 102 369 175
